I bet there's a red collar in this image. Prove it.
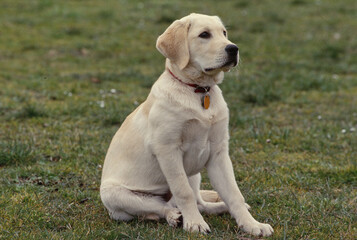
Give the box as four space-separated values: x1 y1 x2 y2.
167 68 211 93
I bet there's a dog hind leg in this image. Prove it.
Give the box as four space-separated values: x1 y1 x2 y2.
200 190 222 202
188 174 229 215
100 185 181 227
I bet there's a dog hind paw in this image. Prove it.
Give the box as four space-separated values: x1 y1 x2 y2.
166 208 182 227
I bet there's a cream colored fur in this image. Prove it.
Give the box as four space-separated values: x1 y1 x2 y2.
100 13 273 236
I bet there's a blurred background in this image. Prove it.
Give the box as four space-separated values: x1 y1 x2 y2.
0 0 356 239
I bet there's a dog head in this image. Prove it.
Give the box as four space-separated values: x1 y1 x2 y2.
156 13 238 76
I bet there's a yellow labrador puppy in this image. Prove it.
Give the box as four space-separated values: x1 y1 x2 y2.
100 13 273 236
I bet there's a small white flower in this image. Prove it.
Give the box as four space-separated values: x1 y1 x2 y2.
110 89 116 94
305 33 313 40
266 139 271 143
317 115 322 120
350 127 356 132
341 129 346 134
332 74 339 79
68 92 72 97
333 33 341 40
98 100 105 108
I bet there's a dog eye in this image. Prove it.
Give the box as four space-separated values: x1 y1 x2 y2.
199 31 211 39
223 30 227 37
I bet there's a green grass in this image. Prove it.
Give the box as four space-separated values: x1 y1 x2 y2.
0 0 356 239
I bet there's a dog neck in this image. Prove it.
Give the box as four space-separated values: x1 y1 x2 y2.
165 59 224 87
167 68 211 93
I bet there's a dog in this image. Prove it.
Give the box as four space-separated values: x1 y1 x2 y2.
100 13 273 236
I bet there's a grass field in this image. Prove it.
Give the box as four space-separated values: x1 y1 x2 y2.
0 0 356 239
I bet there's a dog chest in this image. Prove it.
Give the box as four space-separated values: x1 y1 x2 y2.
181 119 212 176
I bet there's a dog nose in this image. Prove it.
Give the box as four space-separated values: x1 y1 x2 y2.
225 44 239 56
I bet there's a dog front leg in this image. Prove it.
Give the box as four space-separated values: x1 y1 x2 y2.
206 149 273 236
155 146 211 233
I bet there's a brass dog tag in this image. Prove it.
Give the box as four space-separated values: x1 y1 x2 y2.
202 93 210 109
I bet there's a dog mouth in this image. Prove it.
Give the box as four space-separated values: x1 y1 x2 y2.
204 58 238 72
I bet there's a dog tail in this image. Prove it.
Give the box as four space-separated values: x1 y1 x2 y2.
200 190 222 203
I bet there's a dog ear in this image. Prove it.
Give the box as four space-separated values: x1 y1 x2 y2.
156 19 190 70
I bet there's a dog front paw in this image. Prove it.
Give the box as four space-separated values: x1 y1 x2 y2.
238 219 273 236
183 217 211 234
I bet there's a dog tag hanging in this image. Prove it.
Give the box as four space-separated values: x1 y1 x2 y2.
168 68 213 110
194 86 211 110
202 92 210 109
